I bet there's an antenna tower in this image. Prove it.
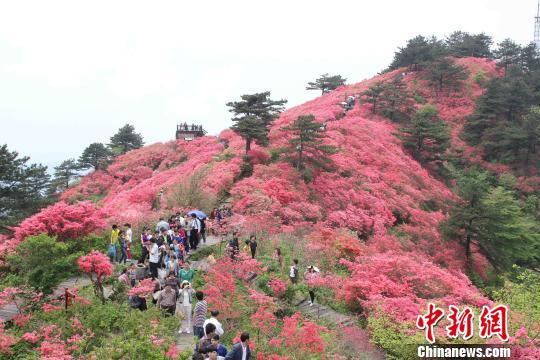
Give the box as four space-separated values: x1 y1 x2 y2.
535 0 540 48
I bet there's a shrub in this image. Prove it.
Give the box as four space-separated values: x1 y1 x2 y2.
6 235 80 293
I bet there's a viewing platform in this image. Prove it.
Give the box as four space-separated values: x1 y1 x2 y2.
175 123 206 141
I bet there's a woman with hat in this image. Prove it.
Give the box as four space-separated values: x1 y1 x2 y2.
178 280 195 334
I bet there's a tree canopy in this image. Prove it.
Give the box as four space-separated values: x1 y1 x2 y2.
281 114 337 181
50 158 81 194
227 92 287 154
306 74 347 95
109 124 144 155
0 144 50 232
79 143 111 171
445 31 493 58
398 105 450 162
422 57 469 93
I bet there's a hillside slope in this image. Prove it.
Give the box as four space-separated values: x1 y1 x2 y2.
4 57 530 351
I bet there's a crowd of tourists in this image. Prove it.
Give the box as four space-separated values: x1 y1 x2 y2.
107 209 254 359
108 206 319 359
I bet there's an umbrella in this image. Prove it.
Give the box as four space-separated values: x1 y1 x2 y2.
187 210 207 219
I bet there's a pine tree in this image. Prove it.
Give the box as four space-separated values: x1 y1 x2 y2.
360 81 386 114
445 170 540 270
494 39 522 75
227 92 287 154
422 57 469 94
79 143 110 171
281 114 338 181
443 169 492 259
464 67 534 163
109 124 144 155
378 76 414 122
388 35 447 71
50 158 81 193
306 74 347 95
398 105 450 161
519 42 540 73
445 31 492 58
477 186 539 269
521 106 540 165
0 144 51 232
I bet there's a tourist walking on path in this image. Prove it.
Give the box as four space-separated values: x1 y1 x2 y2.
178 281 195 334
193 291 208 339
200 217 207 244
190 214 201 250
148 238 160 279
212 335 228 358
274 247 283 268
203 310 224 336
124 223 133 260
139 227 151 264
304 265 320 306
198 323 217 354
179 262 195 284
248 235 257 259
109 224 119 262
157 284 177 316
225 332 251 360
156 217 169 232
118 230 128 264
289 259 299 283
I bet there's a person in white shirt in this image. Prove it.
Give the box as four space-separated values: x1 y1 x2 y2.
178 281 194 334
148 238 160 279
189 214 201 250
124 223 133 260
203 310 224 336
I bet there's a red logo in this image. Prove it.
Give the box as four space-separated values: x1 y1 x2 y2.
416 303 445 344
479 305 509 341
417 304 508 343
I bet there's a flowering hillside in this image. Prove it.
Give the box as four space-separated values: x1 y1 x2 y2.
2 57 538 358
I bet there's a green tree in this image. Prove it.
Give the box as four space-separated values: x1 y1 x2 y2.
398 105 450 161
445 31 493 58
306 74 347 95
518 42 540 73
378 76 414 122
493 39 522 75
444 171 540 270
387 35 447 71
443 169 492 259
521 105 540 165
360 81 386 114
422 57 469 93
79 142 111 171
6 234 80 293
281 114 338 181
477 186 539 269
50 158 81 194
0 144 50 233
109 124 144 155
226 92 287 154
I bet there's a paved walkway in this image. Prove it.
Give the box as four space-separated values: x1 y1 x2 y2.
175 235 222 353
0 276 93 322
297 299 386 359
0 235 224 323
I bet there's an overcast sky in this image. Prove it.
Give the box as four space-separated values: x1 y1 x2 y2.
0 0 538 170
